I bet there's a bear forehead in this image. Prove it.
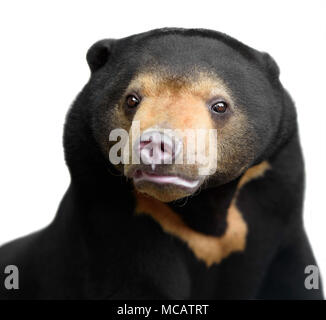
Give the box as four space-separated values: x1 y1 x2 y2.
125 71 233 101
114 30 257 78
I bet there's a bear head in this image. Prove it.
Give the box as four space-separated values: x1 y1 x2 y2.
64 28 296 202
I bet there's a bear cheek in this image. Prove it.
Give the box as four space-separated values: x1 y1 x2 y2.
213 112 257 183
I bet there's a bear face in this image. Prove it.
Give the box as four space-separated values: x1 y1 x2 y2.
66 28 296 202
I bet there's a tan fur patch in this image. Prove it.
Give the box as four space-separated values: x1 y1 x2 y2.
122 72 234 199
135 161 271 267
237 161 271 190
122 72 232 201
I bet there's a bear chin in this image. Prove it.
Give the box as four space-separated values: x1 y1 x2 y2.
134 181 199 202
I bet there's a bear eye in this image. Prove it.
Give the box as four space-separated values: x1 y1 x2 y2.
210 101 228 114
126 94 140 108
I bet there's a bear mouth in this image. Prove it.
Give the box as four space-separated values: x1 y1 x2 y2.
132 169 200 189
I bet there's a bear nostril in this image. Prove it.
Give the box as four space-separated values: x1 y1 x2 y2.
161 142 165 153
161 140 174 157
139 140 151 149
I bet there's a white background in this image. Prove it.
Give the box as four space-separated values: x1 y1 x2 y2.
0 0 325 293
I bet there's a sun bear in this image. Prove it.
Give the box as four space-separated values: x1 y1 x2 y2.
0 28 323 299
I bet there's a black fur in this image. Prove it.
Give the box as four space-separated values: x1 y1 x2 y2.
0 28 323 299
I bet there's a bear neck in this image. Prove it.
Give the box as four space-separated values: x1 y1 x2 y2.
62 150 238 238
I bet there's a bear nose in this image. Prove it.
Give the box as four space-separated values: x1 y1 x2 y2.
135 130 181 166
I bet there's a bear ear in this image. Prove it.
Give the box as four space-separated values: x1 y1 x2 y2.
86 39 116 73
259 52 280 83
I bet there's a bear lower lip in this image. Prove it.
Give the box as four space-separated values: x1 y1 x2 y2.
133 170 200 189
